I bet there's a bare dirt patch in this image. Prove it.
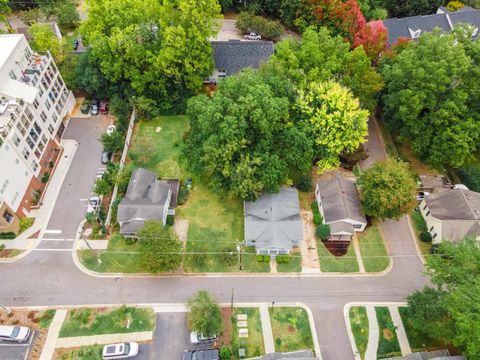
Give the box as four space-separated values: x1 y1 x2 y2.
218 307 233 347
299 210 320 270
383 328 394 340
173 219 189 248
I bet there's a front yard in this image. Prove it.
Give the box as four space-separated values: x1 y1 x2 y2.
358 223 389 272
269 307 314 353
317 240 359 272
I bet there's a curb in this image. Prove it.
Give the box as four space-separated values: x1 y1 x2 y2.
406 215 426 265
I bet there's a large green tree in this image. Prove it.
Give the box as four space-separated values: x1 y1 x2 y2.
383 0 444 17
381 30 480 168
296 81 369 171
187 290 223 337
405 238 480 359
271 27 383 111
138 221 182 273
357 160 417 220
184 70 312 200
80 0 221 112
29 23 63 62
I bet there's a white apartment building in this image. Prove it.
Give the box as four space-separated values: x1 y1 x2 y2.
0 34 75 234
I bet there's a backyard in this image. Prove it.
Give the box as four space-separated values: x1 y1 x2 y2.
375 307 401 359
59 306 155 337
231 307 265 359
269 307 314 353
349 306 369 360
358 223 389 272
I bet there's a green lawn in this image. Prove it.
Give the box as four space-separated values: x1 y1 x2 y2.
243 249 270 273
358 223 390 272
18 217 34 235
59 306 155 338
411 211 432 256
398 307 445 353
317 241 359 272
39 309 56 329
58 345 103 360
276 254 302 272
231 307 265 359
349 306 369 360
375 307 401 359
269 307 314 353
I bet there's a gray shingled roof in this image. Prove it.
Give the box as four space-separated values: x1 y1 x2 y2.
211 40 274 75
425 189 480 220
244 187 303 252
316 175 366 225
118 168 171 234
329 221 355 235
247 350 318 360
385 350 465 360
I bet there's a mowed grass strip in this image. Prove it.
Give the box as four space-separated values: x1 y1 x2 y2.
56 345 103 360
59 306 155 338
231 307 265 359
269 307 314 353
317 241 359 272
349 306 369 359
358 223 389 272
375 307 401 359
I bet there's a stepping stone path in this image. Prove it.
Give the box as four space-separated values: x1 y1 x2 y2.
237 314 248 321
237 321 248 327
239 328 249 337
239 348 246 358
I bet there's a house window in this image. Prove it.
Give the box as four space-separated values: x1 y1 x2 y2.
22 147 30 160
432 233 437 239
12 133 21 146
48 124 54 135
52 112 58 123
353 224 363 229
425 210 430 216
31 160 38 172
429 226 434 232
8 70 17 80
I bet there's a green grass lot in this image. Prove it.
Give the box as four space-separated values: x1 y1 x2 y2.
269 307 314 353
375 307 401 359
349 306 369 360
358 223 390 272
411 211 432 256
57 345 103 360
276 254 302 272
317 241 359 272
243 249 270 273
399 307 445 353
231 307 265 359
39 309 56 329
59 306 154 338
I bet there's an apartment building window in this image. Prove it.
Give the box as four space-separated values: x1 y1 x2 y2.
48 124 54 135
12 133 21 146
40 111 47 122
31 160 38 172
0 179 9 194
39 87 44 97
22 147 30 160
26 136 35 149
12 191 19 206
33 99 40 109
45 99 51 110
8 70 17 80
16 123 26 136
25 108 34 122
52 112 58 123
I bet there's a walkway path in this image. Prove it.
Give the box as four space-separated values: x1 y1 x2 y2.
259 304 275 354
40 309 67 360
364 306 379 360
270 258 277 274
352 235 365 273
300 210 321 272
389 306 411 355
56 331 153 348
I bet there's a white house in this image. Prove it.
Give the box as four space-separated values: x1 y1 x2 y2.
0 34 75 234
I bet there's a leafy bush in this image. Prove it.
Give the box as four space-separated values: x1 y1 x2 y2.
19 217 34 234
41 171 50 183
70 309 91 326
177 183 190 205
0 244 5 252
0 232 16 239
458 165 480 192
340 144 368 170
94 178 112 196
316 224 331 240
220 345 232 360
39 310 56 329
311 201 322 225
420 232 432 243
256 254 270 262
235 11 284 40
276 255 291 264
295 175 312 192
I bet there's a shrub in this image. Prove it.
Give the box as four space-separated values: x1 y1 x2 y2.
0 232 16 239
256 255 270 262
316 224 331 240
235 11 284 40
458 165 480 192
340 144 368 170
41 171 50 183
220 345 232 360
276 255 291 263
311 201 322 225
178 184 190 205
295 175 312 192
166 214 174 226
256 255 264 262
0 244 5 252
420 231 432 242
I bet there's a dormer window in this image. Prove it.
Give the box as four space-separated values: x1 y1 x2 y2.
409 28 422 39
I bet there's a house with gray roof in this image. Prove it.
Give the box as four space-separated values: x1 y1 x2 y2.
208 40 274 82
247 350 319 360
315 175 367 242
420 188 480 243
382 6 480 45
385 349 465 360
117 168 174 236
244 187 303 255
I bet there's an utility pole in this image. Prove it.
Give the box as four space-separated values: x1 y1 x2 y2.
236 240 243 271
231 288 235 312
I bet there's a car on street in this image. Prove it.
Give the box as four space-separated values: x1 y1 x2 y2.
100 100 109 115
80 101 91 114
106 125 116 135
91 100 99 115
183 349 219 360
190 331 217 345
0 325 31 343
101 151 111 164
102 342 139 359
244 32 261 40
416 191 430 201
73 39 79 51
86 196 101 214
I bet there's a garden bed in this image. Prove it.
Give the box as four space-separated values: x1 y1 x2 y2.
269 307 314 353
54 345 103 360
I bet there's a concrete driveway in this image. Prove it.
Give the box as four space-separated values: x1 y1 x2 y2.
0 331 36 360
137 313 190 360
211 19 242 41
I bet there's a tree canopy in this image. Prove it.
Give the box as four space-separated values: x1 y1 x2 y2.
357 160 417 220
80 0 222 112
405 238 480 359
381 29 480 168
29 23 63 63
296 81 369 171
186 290 223 337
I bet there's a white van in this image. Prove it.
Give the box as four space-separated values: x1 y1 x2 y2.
190 331 217 344
102 342 139 359
0 325 31 342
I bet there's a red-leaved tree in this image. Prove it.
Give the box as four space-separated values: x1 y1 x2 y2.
353 20 388 61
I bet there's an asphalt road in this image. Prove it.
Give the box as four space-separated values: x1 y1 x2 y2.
0 116 429 360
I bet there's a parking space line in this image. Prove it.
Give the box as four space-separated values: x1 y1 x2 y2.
43 230 62 234
41 238 75 242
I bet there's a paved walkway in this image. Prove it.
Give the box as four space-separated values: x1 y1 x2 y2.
270 258 277 274
351 235 365 273
40 309 67 360
77 239 109 250
364 306 379 360
389 306 411 355
56 331 153 348
259 304 275 354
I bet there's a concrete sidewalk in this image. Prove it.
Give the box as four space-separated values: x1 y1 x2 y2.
77 239 109 250
259 304 275 354
40 309 67 360
56 331 153 348
389 306 411 355
364 306 379 360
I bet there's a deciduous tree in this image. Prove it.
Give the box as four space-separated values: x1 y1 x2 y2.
357 160 417 219
29 23 63 62
186 290 223 337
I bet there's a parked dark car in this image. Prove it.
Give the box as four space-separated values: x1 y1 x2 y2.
80 100 91 114
73 39 79 51
100 100 109 115
183 349 219 360
91 100 99 115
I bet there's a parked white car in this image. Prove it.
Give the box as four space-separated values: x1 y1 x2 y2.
244 32 262 40
102 342 139 359
86 196 101 214
190 331 217 344
416 191 430 201
453 184 469 190
0 325 31 342
106 125 117 136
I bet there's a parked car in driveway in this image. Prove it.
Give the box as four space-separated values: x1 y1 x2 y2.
80 101 91 114
106 125 116 135
0 325 31 343
86 196 101 214
244 32 261 40
102 342 139 359
101 151 111 164
416 191 430 201
91 100 99 115
190 331 217 345
183 349 219 360
100 100 109 115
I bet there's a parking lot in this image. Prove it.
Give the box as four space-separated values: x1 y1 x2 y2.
0 331 36 360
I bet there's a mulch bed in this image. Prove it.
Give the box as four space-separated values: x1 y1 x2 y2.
218 307 233 348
